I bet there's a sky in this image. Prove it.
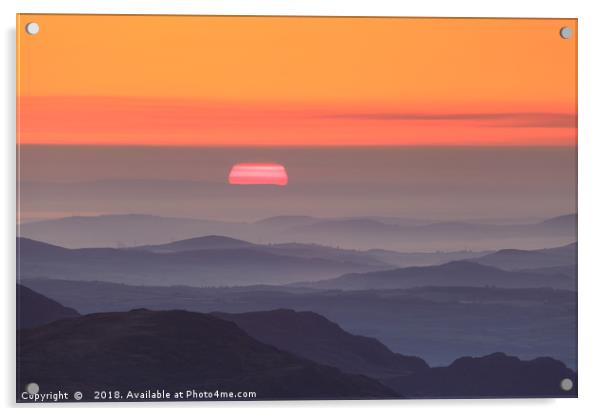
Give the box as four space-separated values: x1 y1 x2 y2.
16 15 577 223
17 15 577 146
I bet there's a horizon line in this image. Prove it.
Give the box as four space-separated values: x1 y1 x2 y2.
17 143 578 149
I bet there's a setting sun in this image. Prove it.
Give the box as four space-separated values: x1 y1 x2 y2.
228 163 289 186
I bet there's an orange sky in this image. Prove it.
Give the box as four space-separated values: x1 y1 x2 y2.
17 15 577 146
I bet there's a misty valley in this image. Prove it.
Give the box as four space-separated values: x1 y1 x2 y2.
17 213 577 400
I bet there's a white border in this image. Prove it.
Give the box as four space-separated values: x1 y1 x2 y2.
3 0 587 18
3 1 602 415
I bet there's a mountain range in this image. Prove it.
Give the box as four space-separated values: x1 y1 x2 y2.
17 308 396 400
303 260 575 291
17 287 576 399
19 213 576 251
17 237 382 286
386 352 576 398
213 309 428 380
21 279 577 369
472 242 577 277
17 236 576 288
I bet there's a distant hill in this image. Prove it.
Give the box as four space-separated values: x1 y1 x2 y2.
19 213 577 252
17 284 79 329
293 218 398 235
133 236 492 269
254 215 319 229
133 235 255 253
304 261 575 291
537 214 577 230
473 242 576 272
133 236 391 268
282 214 577 251
255 215 431 230
213 309 428 380
19 214 246 248
364 248 491 268
17 309 396 401
261 243 391 267
17 237 381 286
17 237 68 258
385 352 576 398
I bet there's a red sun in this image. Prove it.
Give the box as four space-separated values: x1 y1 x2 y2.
228 163 288 186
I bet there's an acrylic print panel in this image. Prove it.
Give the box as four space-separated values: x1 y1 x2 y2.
16 15 577 402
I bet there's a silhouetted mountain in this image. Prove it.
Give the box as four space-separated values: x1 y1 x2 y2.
537 214 577 230
17 284 79 329
364 248 491 268
255 215 431 230
293 218 398 235
133 236 493 269
282 214 577 251
347 216 434 226
539 241 578 259
213 309 428 380
385 352 576 398
254 215 319 229
20 213 577 251
19 214 246 248
17 237 68 258
134 234 495 269
133 235 255 253
473 242 577 272
22 279 577 369
17 237 380 286
17 309 396 401
305 261 575 291
262 243 390 267
133 237 391 268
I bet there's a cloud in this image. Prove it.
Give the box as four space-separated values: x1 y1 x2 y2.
325 112 576 128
